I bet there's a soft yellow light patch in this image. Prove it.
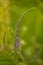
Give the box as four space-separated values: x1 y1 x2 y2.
0 0 10 24
20 39 26 45
22 26 27 31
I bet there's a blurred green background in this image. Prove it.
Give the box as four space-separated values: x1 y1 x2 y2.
0 0 43 65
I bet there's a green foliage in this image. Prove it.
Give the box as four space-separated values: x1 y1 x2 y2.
0 0 43 65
